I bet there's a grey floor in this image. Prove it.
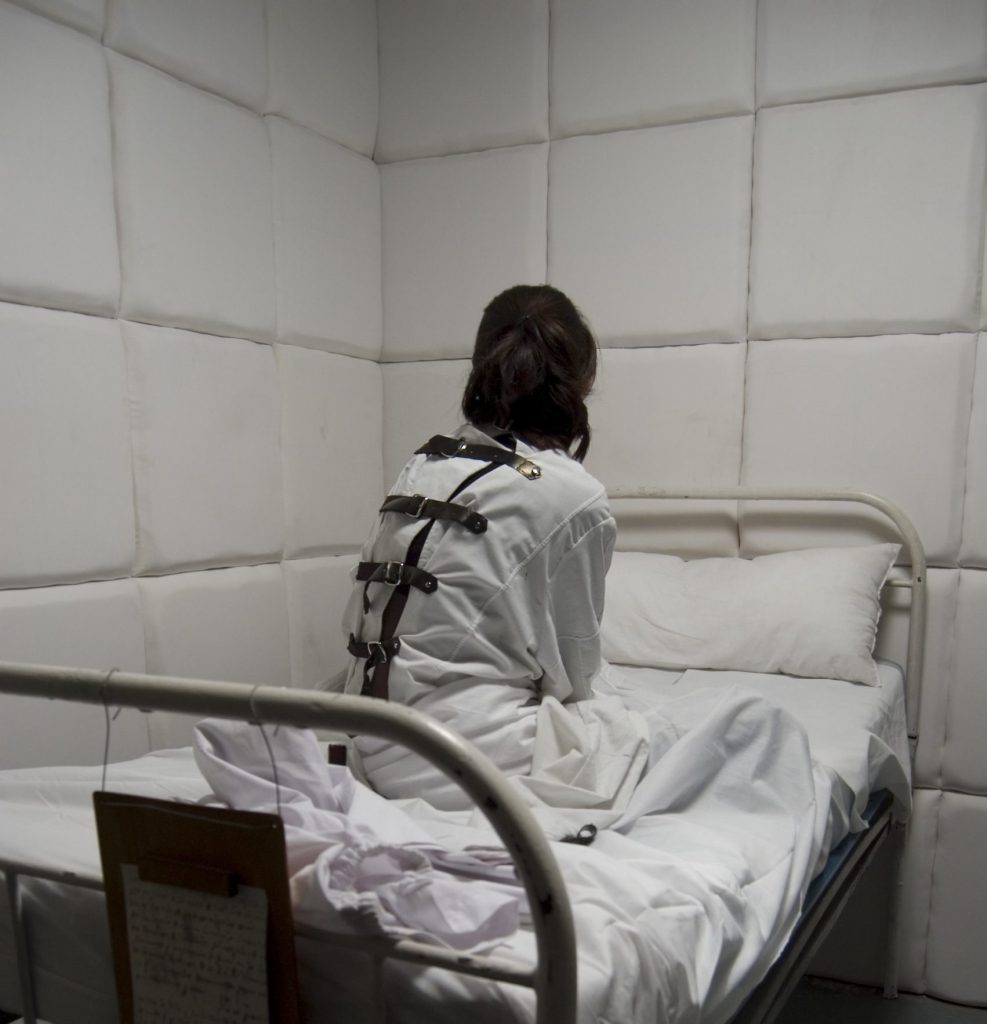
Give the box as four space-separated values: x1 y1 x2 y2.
777 979 987 1024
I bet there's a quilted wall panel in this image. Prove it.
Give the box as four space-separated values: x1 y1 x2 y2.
0 303 135 587
740 335 977 562
926 792 987 1002
376 0 548 162
0 580 149 767
0 1 382 772
757 0 987 105
104 0 267 110
548 118 753 348
270 116 382 358
0 4 119 315
588 346 744 557
125 323 284 574
381 360 471 486
749 86 987 340
550 0 756 136
381 145 549 361
284 555 358 689
942 570 987 793
140 565 291 749
279 346 383 557
8 0 102 34
111 53 277 342
265 0 378 156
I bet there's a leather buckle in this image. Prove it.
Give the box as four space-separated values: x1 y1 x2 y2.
382 561 402 585
414 495 428 517
439 438 468 458
367 640 387 665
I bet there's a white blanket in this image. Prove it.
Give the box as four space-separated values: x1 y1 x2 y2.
195 685 837 1024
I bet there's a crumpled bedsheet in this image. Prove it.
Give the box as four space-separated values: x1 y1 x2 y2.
194 719 523 952
195 685 842 1024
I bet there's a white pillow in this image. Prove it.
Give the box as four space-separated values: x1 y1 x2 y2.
602 544 899 685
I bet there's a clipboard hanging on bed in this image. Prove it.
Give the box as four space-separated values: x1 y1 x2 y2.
93 792 301 1024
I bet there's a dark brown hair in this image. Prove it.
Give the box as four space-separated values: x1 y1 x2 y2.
461 284 597 461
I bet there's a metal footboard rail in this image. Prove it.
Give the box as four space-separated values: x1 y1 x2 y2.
0 665 577 1024
606 487 926 741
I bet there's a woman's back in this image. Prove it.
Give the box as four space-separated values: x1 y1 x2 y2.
342 424 615 805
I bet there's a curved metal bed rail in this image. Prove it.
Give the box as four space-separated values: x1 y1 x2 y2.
606 487 927 741
0 663 577 1024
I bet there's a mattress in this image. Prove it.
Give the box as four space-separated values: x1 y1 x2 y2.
0 665 911 1024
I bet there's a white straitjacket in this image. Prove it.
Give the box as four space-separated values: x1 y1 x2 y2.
340 423 649 826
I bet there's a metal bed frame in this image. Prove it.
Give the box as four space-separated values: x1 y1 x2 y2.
0 489 925 1024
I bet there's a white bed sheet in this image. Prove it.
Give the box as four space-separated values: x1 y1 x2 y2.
609 659 912 842
0 666 911 1024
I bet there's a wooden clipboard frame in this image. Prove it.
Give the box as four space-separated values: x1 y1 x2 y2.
93 792 301 1024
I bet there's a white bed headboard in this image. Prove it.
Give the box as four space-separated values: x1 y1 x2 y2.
607 488 926 742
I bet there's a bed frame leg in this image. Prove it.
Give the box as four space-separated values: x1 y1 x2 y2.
4 872 37 1024
882 821 908 999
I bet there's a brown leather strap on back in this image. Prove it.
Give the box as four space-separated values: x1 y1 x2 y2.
356 560 438 594
416 435 542 480
347 635 401 667
353 435 531 701
379 494 487 534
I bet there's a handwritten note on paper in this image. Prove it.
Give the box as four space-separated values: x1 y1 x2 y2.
122 864 270 1024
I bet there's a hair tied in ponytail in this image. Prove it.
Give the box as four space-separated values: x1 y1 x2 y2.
464 284 597 461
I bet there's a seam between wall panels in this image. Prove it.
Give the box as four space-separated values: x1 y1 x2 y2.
736 340 750 552
745 0 760 354
264 116 281 350
918 789 945 990
103 9 368 161
757 75 987 114
102 42 124 320
378 170 386 494
106 39 139 583
735 0 759 553
544 0 553 285
975 112 987 326
373 0 386 369
954 339 980 568
261 0 272 118
951 82 987 564
934 570 963 795
537 81 987 154
273 344 289 565
372 0 382 162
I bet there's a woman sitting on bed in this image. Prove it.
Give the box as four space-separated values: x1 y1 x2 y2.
338 284 648 819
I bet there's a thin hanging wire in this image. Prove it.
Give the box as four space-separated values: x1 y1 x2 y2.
249 685 282 818
100 667 121 792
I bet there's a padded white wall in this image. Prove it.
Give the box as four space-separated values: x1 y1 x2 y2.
0 0 382 760
376 0 987 1007
5 0 987 1009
